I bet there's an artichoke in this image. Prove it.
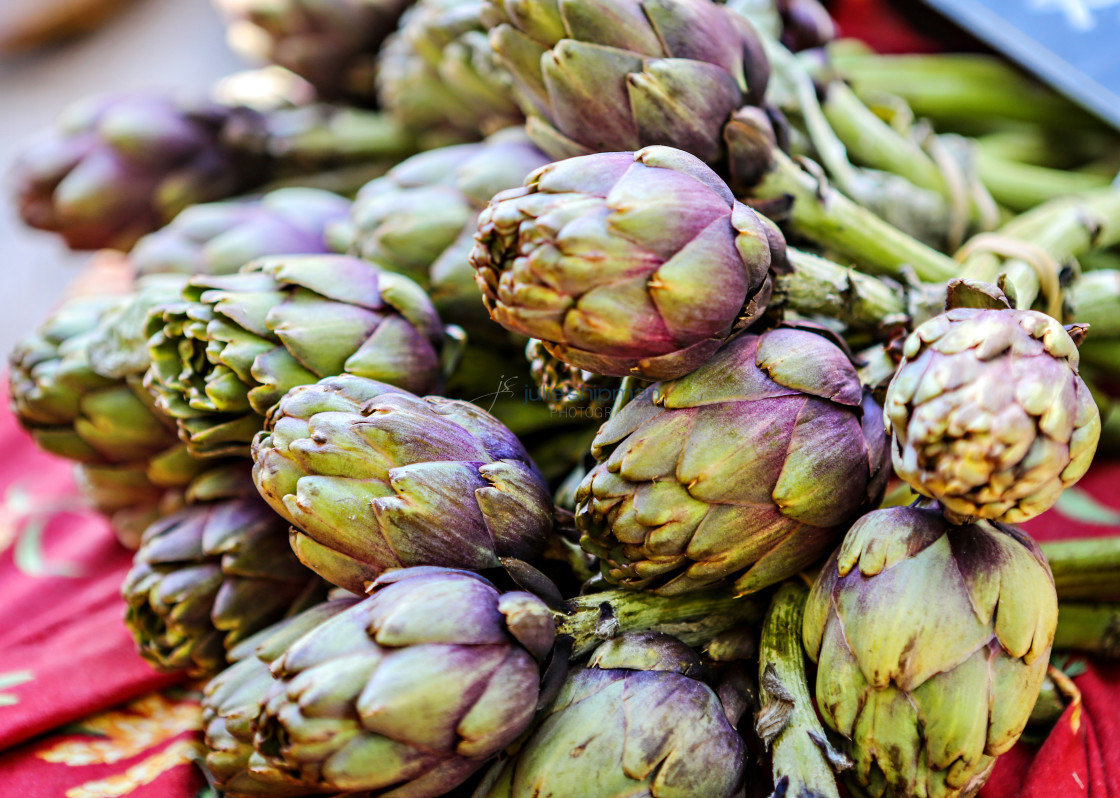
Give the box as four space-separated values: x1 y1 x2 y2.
12 94 266 250
212 0 412 101
131 187 351 277
377 0 522 141
471 146 781 381
251 374 554 593
525 338 619 419
203 596 361 797
253 567 554 796
484 0 769 165
122 465 327 677
576 322 890 595
345 129 550 339
8 291 209 547
885 304 1101 523
478 632 748 798
803 505 1059 798
145 254 444 458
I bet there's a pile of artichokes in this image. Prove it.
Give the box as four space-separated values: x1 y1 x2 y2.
8 0 1120 796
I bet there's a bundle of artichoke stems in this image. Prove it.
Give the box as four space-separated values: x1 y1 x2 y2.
9 0 1120 796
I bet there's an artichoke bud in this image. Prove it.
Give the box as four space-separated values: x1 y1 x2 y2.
885 284 1101 524
477 631 748 798
576 321 890 595
803 504 1058 798
131 187 351 277
251 374 555 594
145 254 445 458
471 146 781 381
254 567 553 797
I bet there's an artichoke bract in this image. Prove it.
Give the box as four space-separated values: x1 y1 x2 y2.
346 129 550 339
576 323 890 595
803 505 1059 798
479 632 748 798
146 254 443 458
122 466 327 677
377 0 523 141
203 596 360 797
8 291 209 547
484 0 769 165
212 0 412 101
885 305 1101 523
12 94 265 250
471 146 781 381
131 188 350 277
254 567 555 796
251 374 553 594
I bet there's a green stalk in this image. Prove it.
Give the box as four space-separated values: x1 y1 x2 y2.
260 106 419 165
1066 270 1120 336
1029 673 1067 725
778 249 908 329
976 151 1113 213
757 582 843 798
1053 603 1120 657
556 588 764 659
1042 538 1120 601
753 150 960 282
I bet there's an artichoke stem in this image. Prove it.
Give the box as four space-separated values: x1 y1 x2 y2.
259 106 418 166
1053 603 1120 657
757 582 844 798
259 160 397 196
779 249 908 330
1029 672 1067 726
1042 537 1120 601
976 151 1112 213
557 588 764 659
754 150 959 282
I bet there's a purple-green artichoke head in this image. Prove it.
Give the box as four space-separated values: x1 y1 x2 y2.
8 291 212 547
212 0 413 101
885 306 1101 524
346 129 549 339
12 94 265 250
122 466 327 677
203 596 360 797
377 0 523 140
145 254 444 458
470 146 781 381
483 0 769 165
253 567 555 796
251 374 554 593
479 631 748 798
576 323 890 595
803 505 1059 798
131 187 350 277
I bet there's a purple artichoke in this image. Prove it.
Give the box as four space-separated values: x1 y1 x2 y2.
577 323 890 595
471 146 781 381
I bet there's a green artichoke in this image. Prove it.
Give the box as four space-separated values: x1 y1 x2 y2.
131 188 351 277
212 0 412 101
345 129 549 339
803 505 1059 798
577 322 890 595
471 146 781 381
484 0 769 165
203 596 360 797
8 291 209 547
122 465 327 677
145 254 444 458
478 632 748 798
885 305 1100 523
377 0 522 141
12 94 266 250
251 374 554 593
253 567 555 796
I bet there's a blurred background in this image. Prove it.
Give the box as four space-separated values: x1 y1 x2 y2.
0 0 239 355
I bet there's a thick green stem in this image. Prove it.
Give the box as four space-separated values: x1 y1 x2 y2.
261 106 418 166
1042 538 1120 601
1066 270 1120 336
1029 673 1067 725
976 152 1112 213
758 582 843 798
753 151 960 282
1053 603 1120 657
556 588 764 659
778 249 908 329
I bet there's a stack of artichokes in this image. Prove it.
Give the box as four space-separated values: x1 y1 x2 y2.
8 0 1120 796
